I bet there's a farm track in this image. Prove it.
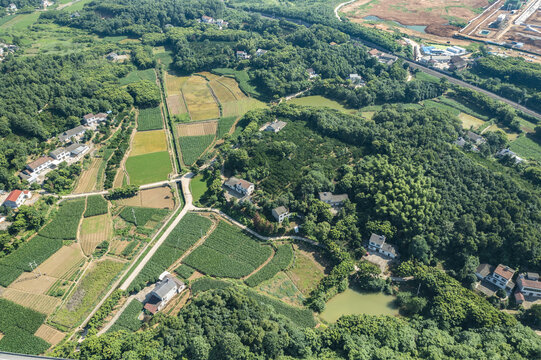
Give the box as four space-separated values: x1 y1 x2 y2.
242 247 276 280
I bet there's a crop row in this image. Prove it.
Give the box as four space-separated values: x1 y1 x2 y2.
39 199 85 240
183 246 254 278
178 134 214 165
0 236 63 287
127 213 212 292
0 299 50 355
245 244 294 287
84 195 108 218
174 264 194 279
119 206 168 227
108 299 143 333
138 106 163 131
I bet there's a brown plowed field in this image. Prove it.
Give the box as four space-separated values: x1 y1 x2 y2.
9 274 58 295
167 94 188 115
1 288 61 315
183 76 220 121
34 324 65 346
74 157 101 194
115 187 175 209
36 243 85 279
80 214 112 256
165 73 189 96
177 121 218 136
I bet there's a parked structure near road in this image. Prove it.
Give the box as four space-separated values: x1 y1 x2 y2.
225 177 255 195
318 192 348 208
272 206 290 223
2 190 31 209
367 233 398 259
144 272 185 314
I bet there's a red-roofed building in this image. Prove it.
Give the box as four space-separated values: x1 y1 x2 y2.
517 273 541 298
3 190 31 209
486 264 515 291
514 292 525 304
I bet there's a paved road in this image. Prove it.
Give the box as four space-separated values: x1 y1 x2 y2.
119 173 195 291
61 178 181 200
0 352 66 360
334 0 356 21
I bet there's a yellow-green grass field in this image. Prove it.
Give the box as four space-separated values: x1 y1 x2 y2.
167 94 189 116
130 130 168 156
126 151 172 185
0 11 40 30
210 79 237 103
79 214 112 256
62 0 94 12
179 134 215 166
165 72 189 96
137 106 163 131
289 96 356 114
182 76 220 121
221 98 267 118
190 173 209 204
217 76 247 99
51 260 124 329
458 112 485 130
119 69 156 86
510 135 541 162
484 124 519 141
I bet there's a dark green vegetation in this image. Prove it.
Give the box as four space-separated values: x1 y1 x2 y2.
84 195 108 218
38 199 85 240
137 106 163 131
86 290 124 337
108 299 143 333
183 221 272 278
54 286 540 360
0 299 50 355
216 116 237 139
119 206 168 227
245 244 294 287
103 119 134 189
174 264 195 279
127 213 212 292
179 134 214 165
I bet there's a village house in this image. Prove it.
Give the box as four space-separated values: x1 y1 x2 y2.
517 272 541 298
65 143 89 157
144 272 185 314
236 51 251 60
201 15 214 23
256 48 268 57
272 206 290 223
367 233 398 259
449 56 468 71
348 73 364 86
318 192 348 208
49 147 70 162
264 120 287 133
26 156 53 175
484 264 516 291
83 112 108 125
58 125 86 143
106 52 119 61
225 177 255 195
2 190 31 209
215 19 228 28
466 131 486 145
475 263 495 280
8 3 17 12
307 68 318 78
496 148 524 164
368 48 381 57
515 291 525 305
377 53 398 65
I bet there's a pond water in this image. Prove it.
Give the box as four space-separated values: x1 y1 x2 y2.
363 15 427 33
320 288 398 323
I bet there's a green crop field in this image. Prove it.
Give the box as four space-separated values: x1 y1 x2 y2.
0 12 40 30
415 71 440 83
0 236 63 287
422 100 461 117
213 68 259 97
245 244 294 287
183 221 272 278
137 106 163 131
125 151 172 186
51 260 124 329
84 195 108 217
128 213 212 292
510 135 541 162
0 299 50 354
289 96 354 114
119 69 156 86
190 173 208 204
119 206 168 226
179 134 214 165
217 116 237 139
174 264 195 279
63 0 93 11
39 199 86 240
108 299 143 333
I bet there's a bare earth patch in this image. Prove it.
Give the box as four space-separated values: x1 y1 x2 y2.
114 186 175 209
167 94 188 116
34 324 65 346
36 242 85 279
9 273 58 295
1 288 61 315
177 121 218 136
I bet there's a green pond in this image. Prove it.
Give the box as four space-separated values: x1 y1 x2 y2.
320 289 398 323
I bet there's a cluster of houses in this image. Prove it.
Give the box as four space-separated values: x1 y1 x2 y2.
236 48 267 60
418 45 469 71
0 42 17 61
19 112 109 184
143 272 185 314
455 131 525 164
200 15 228 29
476 263 541 303
367 233 399 259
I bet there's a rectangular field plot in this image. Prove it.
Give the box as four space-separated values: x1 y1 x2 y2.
137 107 163 131
510 135 541 162
458 113 485 130
74 157 101 194
217 75 249 99
165 72 189 96
130 130 168 156
183 221 272 278
0 289 60 315
167 94 188 116
36 243 84 280
51 260 124 329
114 187 175 209
182 76 220 121
221 98 266 118
108 299 143 333
80 214 112 256
0 299 50 355
217 117 237 138
39 199 86 240
119 69 156 86
84 195 108 218
127 213 212 292
179 134 215 166
125 151 172 186
34 324 65 346
177 121 217 137
210 79 237 103
119 206 169 227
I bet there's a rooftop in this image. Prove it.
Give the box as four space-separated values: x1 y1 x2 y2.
225 177 254 190
273 206 288 216
153 277 179 299
518 275 541 290
369 233 386 246
476 263 494 278
5 190 23 202
494 264 515 281
267 120 287 131
318 192 348 203
27 156 53 170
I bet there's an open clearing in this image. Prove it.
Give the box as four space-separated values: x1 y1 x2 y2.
221 98 267 118
74 158 101 194
130 130 168 156
510 135 541 162
182 76 220 121
177 121 217 136
119 69 156 86
34 242 84 280
218 76 247 99
484 124 519 141
165 72 189 96
115 186 175 209
286 244 328 296
9 274 58 295
258 272 305 307
1 289 60 315
80 214 112 256
125 151 172 186
166 94 188 116
289 96 356 114
34 324 65 346
459 112 485 130
210 79 237 103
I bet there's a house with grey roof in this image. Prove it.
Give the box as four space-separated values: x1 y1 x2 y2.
475 263 495 280
65 143 89 157
318 192 348 208
144 272 185 314
58 125 86 143
272 206 290 223
225 177 254 195
367 233 398 259
264 120 287 133
466 131 486 145
50 147 70 162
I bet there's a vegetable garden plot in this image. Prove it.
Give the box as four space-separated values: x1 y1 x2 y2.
39 199 85 240
183 221 272 278
245 244 294 287
108 299 143 333
178 134 215 165
119 206 168 226
84 195 108 217
137 106 163 131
